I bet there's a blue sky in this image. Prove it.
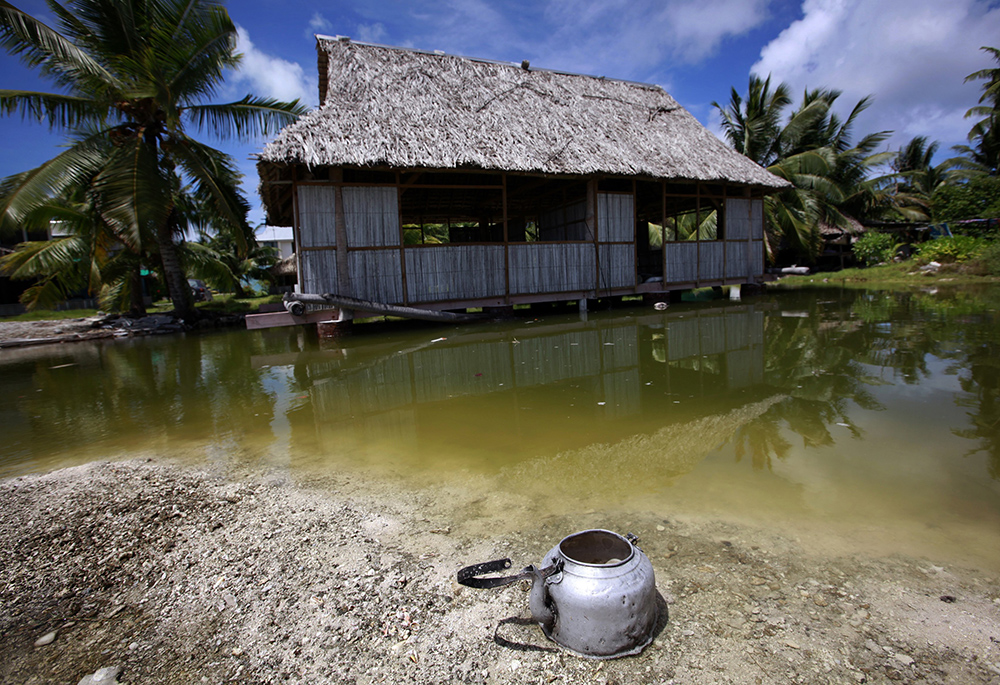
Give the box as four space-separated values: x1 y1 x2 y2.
2 0 999 228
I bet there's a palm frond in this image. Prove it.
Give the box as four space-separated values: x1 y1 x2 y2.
0 88 109 128
185 95 306 141
0 0 118 89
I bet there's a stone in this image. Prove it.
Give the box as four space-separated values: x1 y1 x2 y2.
893 653 914 667
34 630 57 647
77 666 121 684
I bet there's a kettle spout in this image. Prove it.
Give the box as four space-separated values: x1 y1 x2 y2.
526 563 560 633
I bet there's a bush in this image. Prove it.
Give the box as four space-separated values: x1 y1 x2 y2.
932 176 1000 223
853 232 898 266
914 235 989 264
975 241 1000 276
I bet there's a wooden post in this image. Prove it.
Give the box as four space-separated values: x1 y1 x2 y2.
331 168 353 321
502 172 510 303
661 181 668 284
588 178 598 294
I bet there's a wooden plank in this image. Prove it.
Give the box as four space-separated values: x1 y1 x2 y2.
245 308 341 330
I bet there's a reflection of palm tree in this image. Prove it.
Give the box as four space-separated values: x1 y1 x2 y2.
954 341 1000 478
733 414 790 471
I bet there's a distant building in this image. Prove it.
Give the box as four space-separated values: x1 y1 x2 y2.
256 225 294 260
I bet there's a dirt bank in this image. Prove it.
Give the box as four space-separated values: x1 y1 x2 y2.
2 459 999 684
0 313 247 349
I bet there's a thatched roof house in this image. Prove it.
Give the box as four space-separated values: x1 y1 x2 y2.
254 37 787 318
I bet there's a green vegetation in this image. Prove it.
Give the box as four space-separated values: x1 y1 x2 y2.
149 293 281 315
931 176 1000 223
1 291 281 321
2 308 101 322
914 235 990 264
774 236 1000 288
717 46 1000 265
0 1 304 316
852 232 899 266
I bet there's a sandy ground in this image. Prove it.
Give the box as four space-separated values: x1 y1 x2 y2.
0 318 114 347
2 458 999 685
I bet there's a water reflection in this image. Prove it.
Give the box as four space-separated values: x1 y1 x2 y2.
1 288 999 487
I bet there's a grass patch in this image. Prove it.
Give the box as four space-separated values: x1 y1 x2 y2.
148 293 282 315
772 260 1000 289
1 308 101 322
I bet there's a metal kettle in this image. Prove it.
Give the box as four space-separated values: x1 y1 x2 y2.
458 529 659 658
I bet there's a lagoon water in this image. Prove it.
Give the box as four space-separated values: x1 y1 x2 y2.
2 288 999 571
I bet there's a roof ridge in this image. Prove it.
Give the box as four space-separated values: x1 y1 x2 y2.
314 34 663 91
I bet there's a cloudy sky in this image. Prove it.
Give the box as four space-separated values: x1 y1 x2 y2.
1 0 998 228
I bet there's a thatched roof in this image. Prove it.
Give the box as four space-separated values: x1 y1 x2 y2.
271 253 297 277
819 216 865 237
258 38 788 216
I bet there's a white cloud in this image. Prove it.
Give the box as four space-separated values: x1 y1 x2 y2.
231 26 317 107
535 0 771 75
309 12 333 34
356 22 389 44
398 0 770 81
752 0 1000 151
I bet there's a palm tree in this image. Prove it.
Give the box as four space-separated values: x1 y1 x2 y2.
714 78 892 261
186 231 279 298
954 46 1000 177
0 0 305 317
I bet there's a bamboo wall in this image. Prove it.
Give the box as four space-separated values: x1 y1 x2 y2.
509 243 596 294
405 245 506 301
294 181 766 306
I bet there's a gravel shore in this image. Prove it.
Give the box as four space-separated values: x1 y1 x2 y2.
2 458 999 684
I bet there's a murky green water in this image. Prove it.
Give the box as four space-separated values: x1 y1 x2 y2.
3 288 1000 570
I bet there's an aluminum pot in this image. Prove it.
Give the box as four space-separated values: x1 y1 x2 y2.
457 529 659 658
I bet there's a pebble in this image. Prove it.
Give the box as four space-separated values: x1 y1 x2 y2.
656 525 665 531
77 666 121 684
893 653 914 667
34 631 57 647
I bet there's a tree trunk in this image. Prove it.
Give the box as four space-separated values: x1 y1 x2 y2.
158 220 194 318
128 264 146 317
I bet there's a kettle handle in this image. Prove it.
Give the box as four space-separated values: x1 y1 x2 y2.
457 558 563 589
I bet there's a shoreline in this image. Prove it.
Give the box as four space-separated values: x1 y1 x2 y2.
0 313 248 350
2 458 998 684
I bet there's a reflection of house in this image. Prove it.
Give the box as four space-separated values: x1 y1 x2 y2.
259 304 768 470
256 38 788 312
